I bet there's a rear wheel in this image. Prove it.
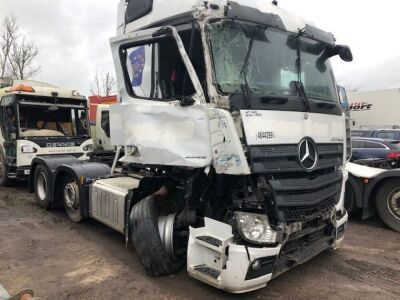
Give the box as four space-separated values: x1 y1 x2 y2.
376 179 400 232
34 165 52 209
130 195 186 276
63 175 84 223
0 154 12 187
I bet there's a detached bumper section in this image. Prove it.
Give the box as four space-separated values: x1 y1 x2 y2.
187 211 348 293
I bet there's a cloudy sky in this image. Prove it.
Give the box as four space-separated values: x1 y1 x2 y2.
1 0 400 95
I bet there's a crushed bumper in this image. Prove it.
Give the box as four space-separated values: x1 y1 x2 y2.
187 213 348 293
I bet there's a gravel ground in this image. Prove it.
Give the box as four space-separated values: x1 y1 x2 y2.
0 184 399 299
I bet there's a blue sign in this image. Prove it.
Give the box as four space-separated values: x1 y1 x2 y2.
129 46 146 87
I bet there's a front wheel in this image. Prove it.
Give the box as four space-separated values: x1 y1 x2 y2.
34 165 52 209
376 179 400 232
63 175 84 223
130 196 186 276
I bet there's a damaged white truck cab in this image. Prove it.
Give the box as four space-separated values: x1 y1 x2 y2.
30 0 353 293
0 79 93 186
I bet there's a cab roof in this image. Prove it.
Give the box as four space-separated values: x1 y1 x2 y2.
120 0 329 39
0 79 86 100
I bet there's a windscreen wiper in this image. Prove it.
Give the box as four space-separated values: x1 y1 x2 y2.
295 28 311 112
239 26 262 109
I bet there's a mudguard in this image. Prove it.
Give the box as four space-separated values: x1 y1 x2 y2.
29 155 81 193
361 168 400 219
54 162 111 217
347 175 363 209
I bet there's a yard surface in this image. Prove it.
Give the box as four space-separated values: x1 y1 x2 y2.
0 184 399 299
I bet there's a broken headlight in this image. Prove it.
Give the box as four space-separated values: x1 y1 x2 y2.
235 212 278 245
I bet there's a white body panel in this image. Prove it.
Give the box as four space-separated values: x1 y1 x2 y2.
346 162 385 179
16 139 93 167
348 89 400 128
209 108 250 175
110 102 212 167
241 110 345 145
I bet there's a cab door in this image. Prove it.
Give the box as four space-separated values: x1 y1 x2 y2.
109 26 212 168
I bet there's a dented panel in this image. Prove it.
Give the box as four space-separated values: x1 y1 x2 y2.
110 102 212 167
209 108 250 175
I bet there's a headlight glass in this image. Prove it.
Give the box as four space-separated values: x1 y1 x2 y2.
21 145 37 153
83 144 95 152
235 212 278 245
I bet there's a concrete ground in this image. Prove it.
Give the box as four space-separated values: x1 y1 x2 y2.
0 184 399 300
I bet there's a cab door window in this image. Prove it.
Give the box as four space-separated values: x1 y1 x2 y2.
121 35 196 101
4 106 17 141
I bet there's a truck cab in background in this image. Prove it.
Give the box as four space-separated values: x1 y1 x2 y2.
0 79 93 185
29 0 354 293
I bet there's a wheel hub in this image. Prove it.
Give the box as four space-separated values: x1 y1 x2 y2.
388 189 400 219
36 172 47 201
64 183 78 209
158 214 177 260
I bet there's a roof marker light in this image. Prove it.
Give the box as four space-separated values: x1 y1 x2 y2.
7 85 35 93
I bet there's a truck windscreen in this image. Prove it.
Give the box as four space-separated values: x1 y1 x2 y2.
18 104 89 138
208 20 339 103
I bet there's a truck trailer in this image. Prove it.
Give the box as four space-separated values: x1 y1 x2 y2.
28 0 353 293
348 88 400 129
0 79 94 186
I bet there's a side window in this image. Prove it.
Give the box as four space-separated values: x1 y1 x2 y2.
363 141 385 149
4 106 17 140
376 131 396 140
101 110 110 137
121 36 196 101
352 140 361 148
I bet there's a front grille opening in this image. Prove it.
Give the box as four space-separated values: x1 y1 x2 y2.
279 198 334 222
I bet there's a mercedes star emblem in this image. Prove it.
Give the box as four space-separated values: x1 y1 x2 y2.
298 138 318 170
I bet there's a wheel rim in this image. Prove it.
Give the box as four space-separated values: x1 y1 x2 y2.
387 188 400 220
64 182 78 209
158 214 177 260
36 172 48 201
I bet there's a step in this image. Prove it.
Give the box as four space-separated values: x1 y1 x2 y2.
194 264 221 280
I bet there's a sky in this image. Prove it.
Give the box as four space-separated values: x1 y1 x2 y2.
1 0 400 95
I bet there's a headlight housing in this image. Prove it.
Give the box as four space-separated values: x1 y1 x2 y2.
21 145 37 153
83 144 95 152
235 212 278 245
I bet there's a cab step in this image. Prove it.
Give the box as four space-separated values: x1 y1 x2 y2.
194 264 221 279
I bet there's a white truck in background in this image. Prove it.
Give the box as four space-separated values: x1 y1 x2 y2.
0 79 93 186
348 88 400 129
27 0 354 293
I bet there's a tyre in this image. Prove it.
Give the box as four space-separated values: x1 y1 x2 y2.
130 196 186 276
0 153 12 187
376 179 400 232
33 165 52 209
62 175 84 223
344 182 356 215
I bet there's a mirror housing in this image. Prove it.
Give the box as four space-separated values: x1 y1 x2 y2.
316 44 353 72
336 45 353 62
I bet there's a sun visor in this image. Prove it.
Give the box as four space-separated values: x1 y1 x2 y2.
125 0 153 24
304 24 335 45
226 1 285 30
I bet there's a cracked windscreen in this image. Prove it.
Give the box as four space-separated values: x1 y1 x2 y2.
208 20 339 103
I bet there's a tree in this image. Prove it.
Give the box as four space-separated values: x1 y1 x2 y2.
0 14 40 80
90 71 116 96
0 14 18 78
8 36 40 79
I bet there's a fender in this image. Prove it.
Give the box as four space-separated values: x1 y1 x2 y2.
347 175 363 209
362 168 400 219
29 155 81 193
54 162 111 217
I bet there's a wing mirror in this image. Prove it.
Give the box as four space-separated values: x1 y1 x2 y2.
336 45 353 62
316 45 353 72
